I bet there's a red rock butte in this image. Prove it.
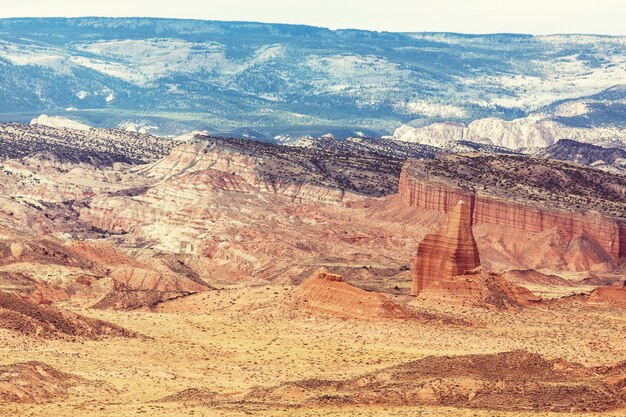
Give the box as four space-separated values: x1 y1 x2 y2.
411 200 481 295
296 269 411 319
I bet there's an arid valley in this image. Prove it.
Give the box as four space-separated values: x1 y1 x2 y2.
0 122 624 416
1 10 626 416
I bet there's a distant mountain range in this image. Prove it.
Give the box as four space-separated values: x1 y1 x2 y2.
390 87 626 150
1 18 626 139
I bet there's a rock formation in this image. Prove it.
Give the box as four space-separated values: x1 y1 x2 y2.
399 157 626 267
409 200 541 309
392 114 626 150
93 267 211 310
158 388 221 404
411 201 481 295
415 271 541 310
295 269 412 319
588 283 626 308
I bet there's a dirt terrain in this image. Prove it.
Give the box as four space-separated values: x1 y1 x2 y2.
0 281 624 416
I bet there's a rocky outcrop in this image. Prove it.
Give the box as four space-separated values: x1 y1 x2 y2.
408 201 540 308
0 361 115 403
392 115 626 150
399 161 626 265
0 271 70 305
296 270 412 319
411 201 481 295
158 388 221 404
392 122 465 147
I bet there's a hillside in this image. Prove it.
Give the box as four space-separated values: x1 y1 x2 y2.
1 18 626 137
537 139 626 174
0 123 174 164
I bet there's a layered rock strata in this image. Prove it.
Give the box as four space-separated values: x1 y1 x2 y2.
400 162 626 263
93 267 211 310
296 270 411 319
411 201 481 295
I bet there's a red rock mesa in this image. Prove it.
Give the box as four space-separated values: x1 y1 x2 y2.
399 159 626 264
411 201 481 295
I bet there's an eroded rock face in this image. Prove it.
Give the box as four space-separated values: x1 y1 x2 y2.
393 115 626 150
411 201 481 295
399 163 626 268
92 267 211 310
296 270 411 319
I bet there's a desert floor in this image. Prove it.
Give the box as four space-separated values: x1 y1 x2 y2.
1 284 624 417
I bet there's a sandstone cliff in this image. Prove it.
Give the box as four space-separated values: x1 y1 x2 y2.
400 156 626 268
411 201 481 295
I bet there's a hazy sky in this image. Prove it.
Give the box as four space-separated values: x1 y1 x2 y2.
2 0 625 35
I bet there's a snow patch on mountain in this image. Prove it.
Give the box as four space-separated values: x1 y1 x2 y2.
401 101 468 118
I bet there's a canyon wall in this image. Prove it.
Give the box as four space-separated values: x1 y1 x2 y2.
399 167 626 263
